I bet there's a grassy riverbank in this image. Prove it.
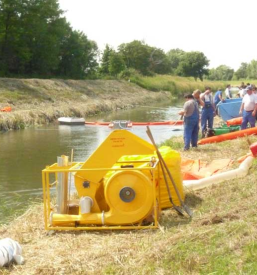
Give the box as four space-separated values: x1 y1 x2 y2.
1 133 257 274
1 76 255 131
130 74 222 95
129 74 257 95
0 78 170 131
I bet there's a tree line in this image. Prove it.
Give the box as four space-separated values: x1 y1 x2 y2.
0 0 256 81
0 0 98 79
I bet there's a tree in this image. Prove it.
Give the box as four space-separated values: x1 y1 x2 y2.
0 0 69 76
166 48 185 74
99 44 115 75
207 65 234 80
207 68 217 80
176 51 209 81
148 47 170 74
108 52 125 76
234 62 248 80
247 60 257 79
0 0 27 75
22 0 69 76
57 30 98 79
0 0 99 78
217 65 234 80
118 40 152 75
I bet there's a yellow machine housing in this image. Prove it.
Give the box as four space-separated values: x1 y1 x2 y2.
42 130 184 231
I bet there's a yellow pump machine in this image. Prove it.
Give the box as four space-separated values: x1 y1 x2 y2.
42 130 184 230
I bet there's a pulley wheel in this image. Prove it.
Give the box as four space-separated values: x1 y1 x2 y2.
119 187 136 202
104 170 154 219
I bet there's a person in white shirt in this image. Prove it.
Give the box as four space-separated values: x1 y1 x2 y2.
239 85 257 129
225 84 232 99
239 85 247 98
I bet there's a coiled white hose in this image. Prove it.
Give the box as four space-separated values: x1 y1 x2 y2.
183 156 254 191
0 238 24 267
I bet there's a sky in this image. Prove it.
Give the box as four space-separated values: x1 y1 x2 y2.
58 0 257 70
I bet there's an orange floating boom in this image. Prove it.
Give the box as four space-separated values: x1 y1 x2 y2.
198 126 257 145
132 121 184 126
0 106 12 112
226 117 242 126
85 121 110 126
85 120 184 126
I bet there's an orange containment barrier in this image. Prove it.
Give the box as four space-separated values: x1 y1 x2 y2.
181 158 233 180
131 120 184 126
85 121 110 126
198 126 257 145
85 120 184 126
0 106 12 112
226 117 242 126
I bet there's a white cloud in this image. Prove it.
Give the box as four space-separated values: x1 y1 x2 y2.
58 0 257 70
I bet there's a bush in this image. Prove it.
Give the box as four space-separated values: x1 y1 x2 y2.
118 68 141 80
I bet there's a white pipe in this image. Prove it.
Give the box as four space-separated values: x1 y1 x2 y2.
80 196 93 214
183 156 254 191
57 155 69 214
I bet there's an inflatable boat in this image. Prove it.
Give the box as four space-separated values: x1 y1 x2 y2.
58 117 85 125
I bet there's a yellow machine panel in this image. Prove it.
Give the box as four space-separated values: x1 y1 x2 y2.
42 130 184 231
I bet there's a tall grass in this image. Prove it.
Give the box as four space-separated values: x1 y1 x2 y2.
130 74 257 97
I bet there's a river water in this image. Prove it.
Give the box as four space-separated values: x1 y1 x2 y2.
0 102 184 223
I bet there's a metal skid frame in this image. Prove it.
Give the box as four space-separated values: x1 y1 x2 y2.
42 159 161 231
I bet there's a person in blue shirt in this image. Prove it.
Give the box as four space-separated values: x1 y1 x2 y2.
214 88 224 114
214 88 223 106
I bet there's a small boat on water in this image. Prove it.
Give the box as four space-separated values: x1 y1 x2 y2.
58 117 85 125
216 98 242 121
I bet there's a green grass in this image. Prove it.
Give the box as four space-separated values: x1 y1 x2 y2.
161 136 184 150
130 74 257 98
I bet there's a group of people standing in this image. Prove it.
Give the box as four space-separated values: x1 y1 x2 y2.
238 82 257 98
213 84 232 106
222 83 257 130
179 83 257 151
179 87 216 151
